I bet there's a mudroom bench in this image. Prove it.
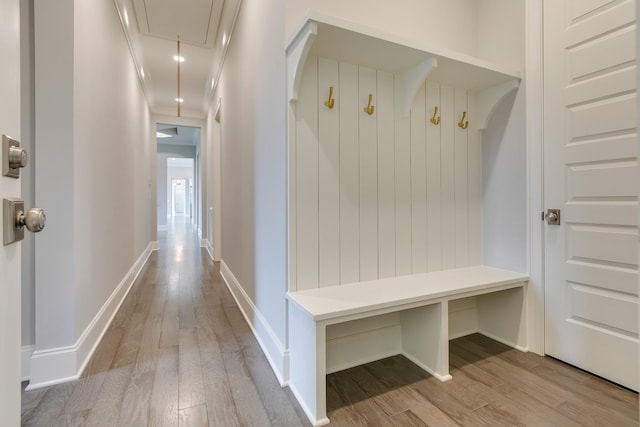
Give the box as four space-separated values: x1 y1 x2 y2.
286 266 529 426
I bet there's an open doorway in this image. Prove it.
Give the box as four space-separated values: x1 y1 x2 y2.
172 178 187 216
156 123 201 232
168 159 194 220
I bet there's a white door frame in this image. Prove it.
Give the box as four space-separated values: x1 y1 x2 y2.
150 115 206 243
524 0 545 356
212 99 223 261
0 0 23 423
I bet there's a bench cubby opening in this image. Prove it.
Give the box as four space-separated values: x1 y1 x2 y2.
287 267 528 425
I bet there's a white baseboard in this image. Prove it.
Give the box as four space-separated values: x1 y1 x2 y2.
288 382 330 427
28 346 78 389
21 345 34 381
220 260 289 385
158 225 168 232
27 243 153 390
478 329 529 353
205 240 214 260
151 241 159 251
200 239 206 248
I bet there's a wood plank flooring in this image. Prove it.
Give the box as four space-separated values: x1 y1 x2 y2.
21 218 638 426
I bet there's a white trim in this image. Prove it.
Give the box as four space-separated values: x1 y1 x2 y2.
479 329 529 353
27 346 78 390
220 260 289 385
75 243 152 376
402 351 452 382
27 243 153 390
205 239 214 260
525 0 545 355
212 101 223 263
200 239 206 248
21 345 34 382
151 240 159 251
207 0 242 103
287 382 330 427
157 225 168 232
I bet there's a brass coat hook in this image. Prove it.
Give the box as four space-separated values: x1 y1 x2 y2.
363 94 375 115
324 86 335 109
458 111 469 129
430 106 441 125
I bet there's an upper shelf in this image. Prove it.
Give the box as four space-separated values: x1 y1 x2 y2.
286 12 522 128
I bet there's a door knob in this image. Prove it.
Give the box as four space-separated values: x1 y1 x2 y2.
3 198 46 245
545 209 561 225
17 208 46 233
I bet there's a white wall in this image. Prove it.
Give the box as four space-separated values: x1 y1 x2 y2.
74 0 152 334
213 0 289 381
478 0 527 273
204 106 218 258
31 0 152 386
293 60 483 290
285 0 478 56
34 0 76 354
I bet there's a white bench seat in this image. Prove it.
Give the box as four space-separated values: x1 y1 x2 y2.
286 265 529 426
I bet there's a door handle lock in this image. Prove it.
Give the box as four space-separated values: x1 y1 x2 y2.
545 209 561 225
3 135 27 178
3 198 46 245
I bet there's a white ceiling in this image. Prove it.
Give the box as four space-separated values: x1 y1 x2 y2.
167 157 195 168
157 123 201 146
113 0 241 118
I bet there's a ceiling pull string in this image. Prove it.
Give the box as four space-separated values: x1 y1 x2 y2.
177 35 181 118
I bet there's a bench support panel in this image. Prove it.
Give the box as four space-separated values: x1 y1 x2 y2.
288 303 329 426
477 286 528 350
400 301 452 381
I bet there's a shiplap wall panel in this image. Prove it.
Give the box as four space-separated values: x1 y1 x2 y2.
440 85 456 270
295 56 483 289
339 61 360 284
410 83 428 273
468 92 482 265
318 58 341 287
296 56 319 290
394 74 413 277
377 71 396 279
454 89 469 267
359 66 379 281
426 82 442 271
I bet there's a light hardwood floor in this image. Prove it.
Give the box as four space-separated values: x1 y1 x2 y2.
22 218 638 426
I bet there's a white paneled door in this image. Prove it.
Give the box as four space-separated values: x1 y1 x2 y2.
544 0 638 390
0 0 22 424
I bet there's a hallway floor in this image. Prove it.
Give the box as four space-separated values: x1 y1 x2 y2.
21 219 638 426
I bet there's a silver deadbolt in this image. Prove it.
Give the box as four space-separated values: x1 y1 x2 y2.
2 135 27 178
3 198 46 246
545 209 561 225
